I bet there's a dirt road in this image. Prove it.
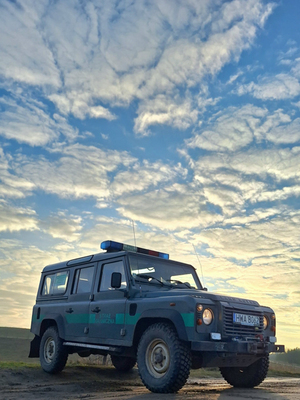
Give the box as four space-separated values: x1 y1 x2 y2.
1 366 300 400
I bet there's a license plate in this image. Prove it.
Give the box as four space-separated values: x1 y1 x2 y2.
233 313 260 327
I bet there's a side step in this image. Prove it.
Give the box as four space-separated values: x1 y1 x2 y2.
63 341 120 352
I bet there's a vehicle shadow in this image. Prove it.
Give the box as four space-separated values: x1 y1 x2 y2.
115 385 295 400
217 386 293 400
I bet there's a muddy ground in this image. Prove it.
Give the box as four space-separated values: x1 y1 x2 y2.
1 365 300 400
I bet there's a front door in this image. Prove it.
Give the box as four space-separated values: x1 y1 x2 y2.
88 258 128 345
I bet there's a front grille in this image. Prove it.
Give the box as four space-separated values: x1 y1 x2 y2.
223 306 263 338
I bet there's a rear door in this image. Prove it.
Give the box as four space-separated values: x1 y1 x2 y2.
64 264 96 341
88 258 128 345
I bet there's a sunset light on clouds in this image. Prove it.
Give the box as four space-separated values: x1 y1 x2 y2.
0 0 299 348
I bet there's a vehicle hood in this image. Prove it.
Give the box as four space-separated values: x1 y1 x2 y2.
140 288 259 306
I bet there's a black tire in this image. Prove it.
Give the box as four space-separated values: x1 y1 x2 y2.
220 355 269 388
111 355 136 372
39 326 68 374
137 323 191 393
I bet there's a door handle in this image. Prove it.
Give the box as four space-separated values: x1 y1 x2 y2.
92 307 101 313
65 308 74 314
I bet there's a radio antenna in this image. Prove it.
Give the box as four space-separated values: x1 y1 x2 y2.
131 220 141 295
132 220 137 247
192 244 205 288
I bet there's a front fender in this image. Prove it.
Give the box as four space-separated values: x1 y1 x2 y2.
136 309 189 341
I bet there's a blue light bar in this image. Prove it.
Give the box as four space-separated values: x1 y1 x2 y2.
101 240 169 259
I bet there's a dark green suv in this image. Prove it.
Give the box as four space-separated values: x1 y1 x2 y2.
29 240 284 393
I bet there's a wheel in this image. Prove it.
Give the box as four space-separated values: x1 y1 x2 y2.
137 323 191 393
111 355 136 372
39 326 68 374
220 355 269 388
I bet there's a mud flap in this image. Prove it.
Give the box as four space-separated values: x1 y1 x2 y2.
28 335 41 358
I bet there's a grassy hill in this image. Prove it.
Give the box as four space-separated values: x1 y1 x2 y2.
0 327 36 364
0 327 33 339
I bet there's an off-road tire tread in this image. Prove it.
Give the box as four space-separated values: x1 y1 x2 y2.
137 322 191 393
40 326 68 374
220 355 269 388
111 355 136 372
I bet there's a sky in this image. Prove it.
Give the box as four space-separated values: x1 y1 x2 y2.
0 0 299 349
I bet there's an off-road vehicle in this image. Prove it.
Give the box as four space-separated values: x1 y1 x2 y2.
29 240 284 393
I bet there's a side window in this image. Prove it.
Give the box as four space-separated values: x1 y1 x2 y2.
42 271 69 296
99 260 127 291
72 266 95 294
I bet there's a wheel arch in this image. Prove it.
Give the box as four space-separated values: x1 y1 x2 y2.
40 314 65 337
133 309 189 348
29 314 65 358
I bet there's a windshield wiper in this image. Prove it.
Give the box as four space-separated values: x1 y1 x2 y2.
166 279 192 288
134 274 167 286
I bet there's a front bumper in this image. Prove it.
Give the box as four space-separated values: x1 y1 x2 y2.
191 340 285 355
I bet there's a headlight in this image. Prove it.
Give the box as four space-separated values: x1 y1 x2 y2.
263 316 269 330
203 308 213 325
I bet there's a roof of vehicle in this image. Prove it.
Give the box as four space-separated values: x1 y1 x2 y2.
42 250 196 273
42 250 127 273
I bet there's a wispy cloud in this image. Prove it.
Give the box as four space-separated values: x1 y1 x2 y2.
40 211 83 242
0 96 78 146
134 95 198 135
14 143 136 201
0 201 38 232
0 0 275 135
238 73 300 100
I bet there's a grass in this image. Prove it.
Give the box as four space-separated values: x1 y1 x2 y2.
0 361 39 369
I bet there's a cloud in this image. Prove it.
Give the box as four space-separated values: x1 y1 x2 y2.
0 201 39 232
0 147 34 198
192 147 300 211
187 105 267 152
112 137 300 231
196 211 300 262
238 74 300 100
0 239 82 327
78 216 137 251
111 160 187 196
0 0 60 87
14 143 136 201
0 0 275 134
40 211 83 242
134 95 198 135
48 94 117 121
117 183 223 230
263 117 300 144
187 105 300 153
237 58 300 101
0 96 78 146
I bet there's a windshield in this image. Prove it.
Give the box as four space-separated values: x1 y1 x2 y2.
128 254 202 289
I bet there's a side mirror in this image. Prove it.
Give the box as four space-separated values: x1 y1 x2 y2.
111 272 122 289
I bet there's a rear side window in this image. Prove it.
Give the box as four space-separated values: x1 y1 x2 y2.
72 266 95 294
42 271 69 296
